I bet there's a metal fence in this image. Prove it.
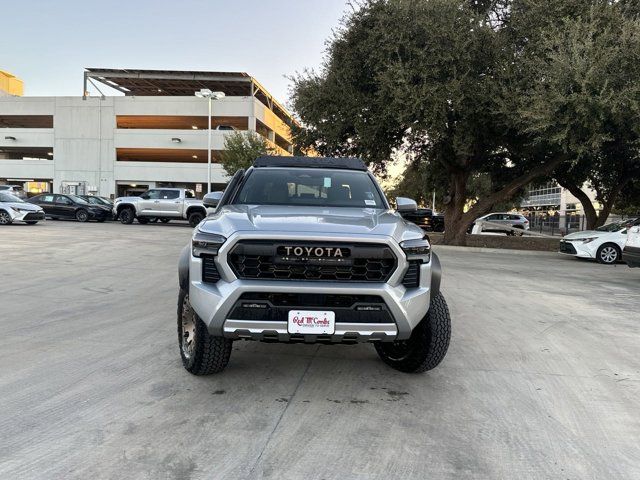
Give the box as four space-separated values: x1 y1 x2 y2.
524 213 633 236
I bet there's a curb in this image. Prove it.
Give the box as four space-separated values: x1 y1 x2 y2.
433 245 558 256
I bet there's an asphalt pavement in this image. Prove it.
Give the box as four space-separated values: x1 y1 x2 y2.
1 220 639 480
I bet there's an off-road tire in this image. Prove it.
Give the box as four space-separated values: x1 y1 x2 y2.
177 289 232 375
375 292 451 373
119 207 135 224
596 243 620 265
137 217 149 225
0 211 12 225
188 211 204 228
75 209 89 222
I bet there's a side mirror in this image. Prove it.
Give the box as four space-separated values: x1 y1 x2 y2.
203 191 223 208
396 197 418 212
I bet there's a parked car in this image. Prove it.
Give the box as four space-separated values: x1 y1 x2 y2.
176 156 450 375
559 219 638 265
470 213 530 235
79 195 114 219
215 125 236 131
27 194 112 222
400 208 445 232
622 219 640 268
113 188 208 227
0 192 45 225
0 184 27 199
79 195 113 207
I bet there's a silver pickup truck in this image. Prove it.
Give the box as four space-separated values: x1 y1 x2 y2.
114 188 208 227
177 156 451 375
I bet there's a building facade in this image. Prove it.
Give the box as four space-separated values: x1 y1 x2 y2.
0 69 295 197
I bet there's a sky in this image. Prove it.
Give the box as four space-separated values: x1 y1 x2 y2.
1 0 349 108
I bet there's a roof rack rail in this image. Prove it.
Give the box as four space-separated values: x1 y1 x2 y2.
253 156 367 171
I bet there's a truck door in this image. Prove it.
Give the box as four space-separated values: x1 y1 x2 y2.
138 189 162 215
157 190 182 217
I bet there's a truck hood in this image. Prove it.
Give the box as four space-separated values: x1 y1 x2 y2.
199 205 424 243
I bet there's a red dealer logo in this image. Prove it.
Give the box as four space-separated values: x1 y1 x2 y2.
291 313 330 326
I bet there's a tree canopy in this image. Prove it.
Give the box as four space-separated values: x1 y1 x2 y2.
219 131 275 176
290 0 640 243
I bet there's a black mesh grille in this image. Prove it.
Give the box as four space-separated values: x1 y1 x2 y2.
229 293 394 323
202 255 221 283
559 241 577 254
402 261 420 288
228 241 396 282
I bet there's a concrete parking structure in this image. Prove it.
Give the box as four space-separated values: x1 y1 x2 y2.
0 222 639 479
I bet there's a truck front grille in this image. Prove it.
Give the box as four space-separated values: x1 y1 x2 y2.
228 241 396 282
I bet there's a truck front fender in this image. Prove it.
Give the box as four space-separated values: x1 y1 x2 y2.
430 252 442 300
178 245 190 291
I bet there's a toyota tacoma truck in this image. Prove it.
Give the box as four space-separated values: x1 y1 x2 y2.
114 188 208 227
177 156 451 374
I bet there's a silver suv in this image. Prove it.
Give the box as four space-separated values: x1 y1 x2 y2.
177 157 451 374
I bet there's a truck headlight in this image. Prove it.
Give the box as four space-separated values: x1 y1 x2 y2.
400 235 431 263
192 231 226 257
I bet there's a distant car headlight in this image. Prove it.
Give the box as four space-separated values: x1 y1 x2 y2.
570 237 597 244
192 231 226 257
400 235 431 263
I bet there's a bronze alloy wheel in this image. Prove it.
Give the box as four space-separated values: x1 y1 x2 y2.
180 294 197 360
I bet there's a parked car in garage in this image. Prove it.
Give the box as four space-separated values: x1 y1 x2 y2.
0 192 45 225
27 194 111 222
559 218 638 265
400 208 445 232
0 184 27 199
469 213 530 235
622 219 640 268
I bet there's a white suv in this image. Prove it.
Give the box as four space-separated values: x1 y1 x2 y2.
622 219 640 268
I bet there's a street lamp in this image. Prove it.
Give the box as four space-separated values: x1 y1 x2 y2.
195 88 225 193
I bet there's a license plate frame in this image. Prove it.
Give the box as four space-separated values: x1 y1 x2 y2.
287 310 336 335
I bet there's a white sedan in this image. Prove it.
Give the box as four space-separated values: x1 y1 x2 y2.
0 192 46 225
559 219 638 265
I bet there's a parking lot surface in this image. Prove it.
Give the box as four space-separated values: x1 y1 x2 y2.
1 221 639 480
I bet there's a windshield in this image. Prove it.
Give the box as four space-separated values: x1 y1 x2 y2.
234 168 385 208
596 221 634 232
0 193 23 203
67 195 89 205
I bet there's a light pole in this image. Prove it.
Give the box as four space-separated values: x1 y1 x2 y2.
194 89 225 193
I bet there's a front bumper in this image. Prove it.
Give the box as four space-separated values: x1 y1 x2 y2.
623 246 640 268
188 232 432 342
7 209 45 223
559 240 595 259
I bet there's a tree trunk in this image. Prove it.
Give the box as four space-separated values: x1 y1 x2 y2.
443 171 470 245
592 180 626 228
441 156 566 245
557 181 598 230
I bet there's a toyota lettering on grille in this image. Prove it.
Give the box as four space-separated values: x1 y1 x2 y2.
276 245 352 265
